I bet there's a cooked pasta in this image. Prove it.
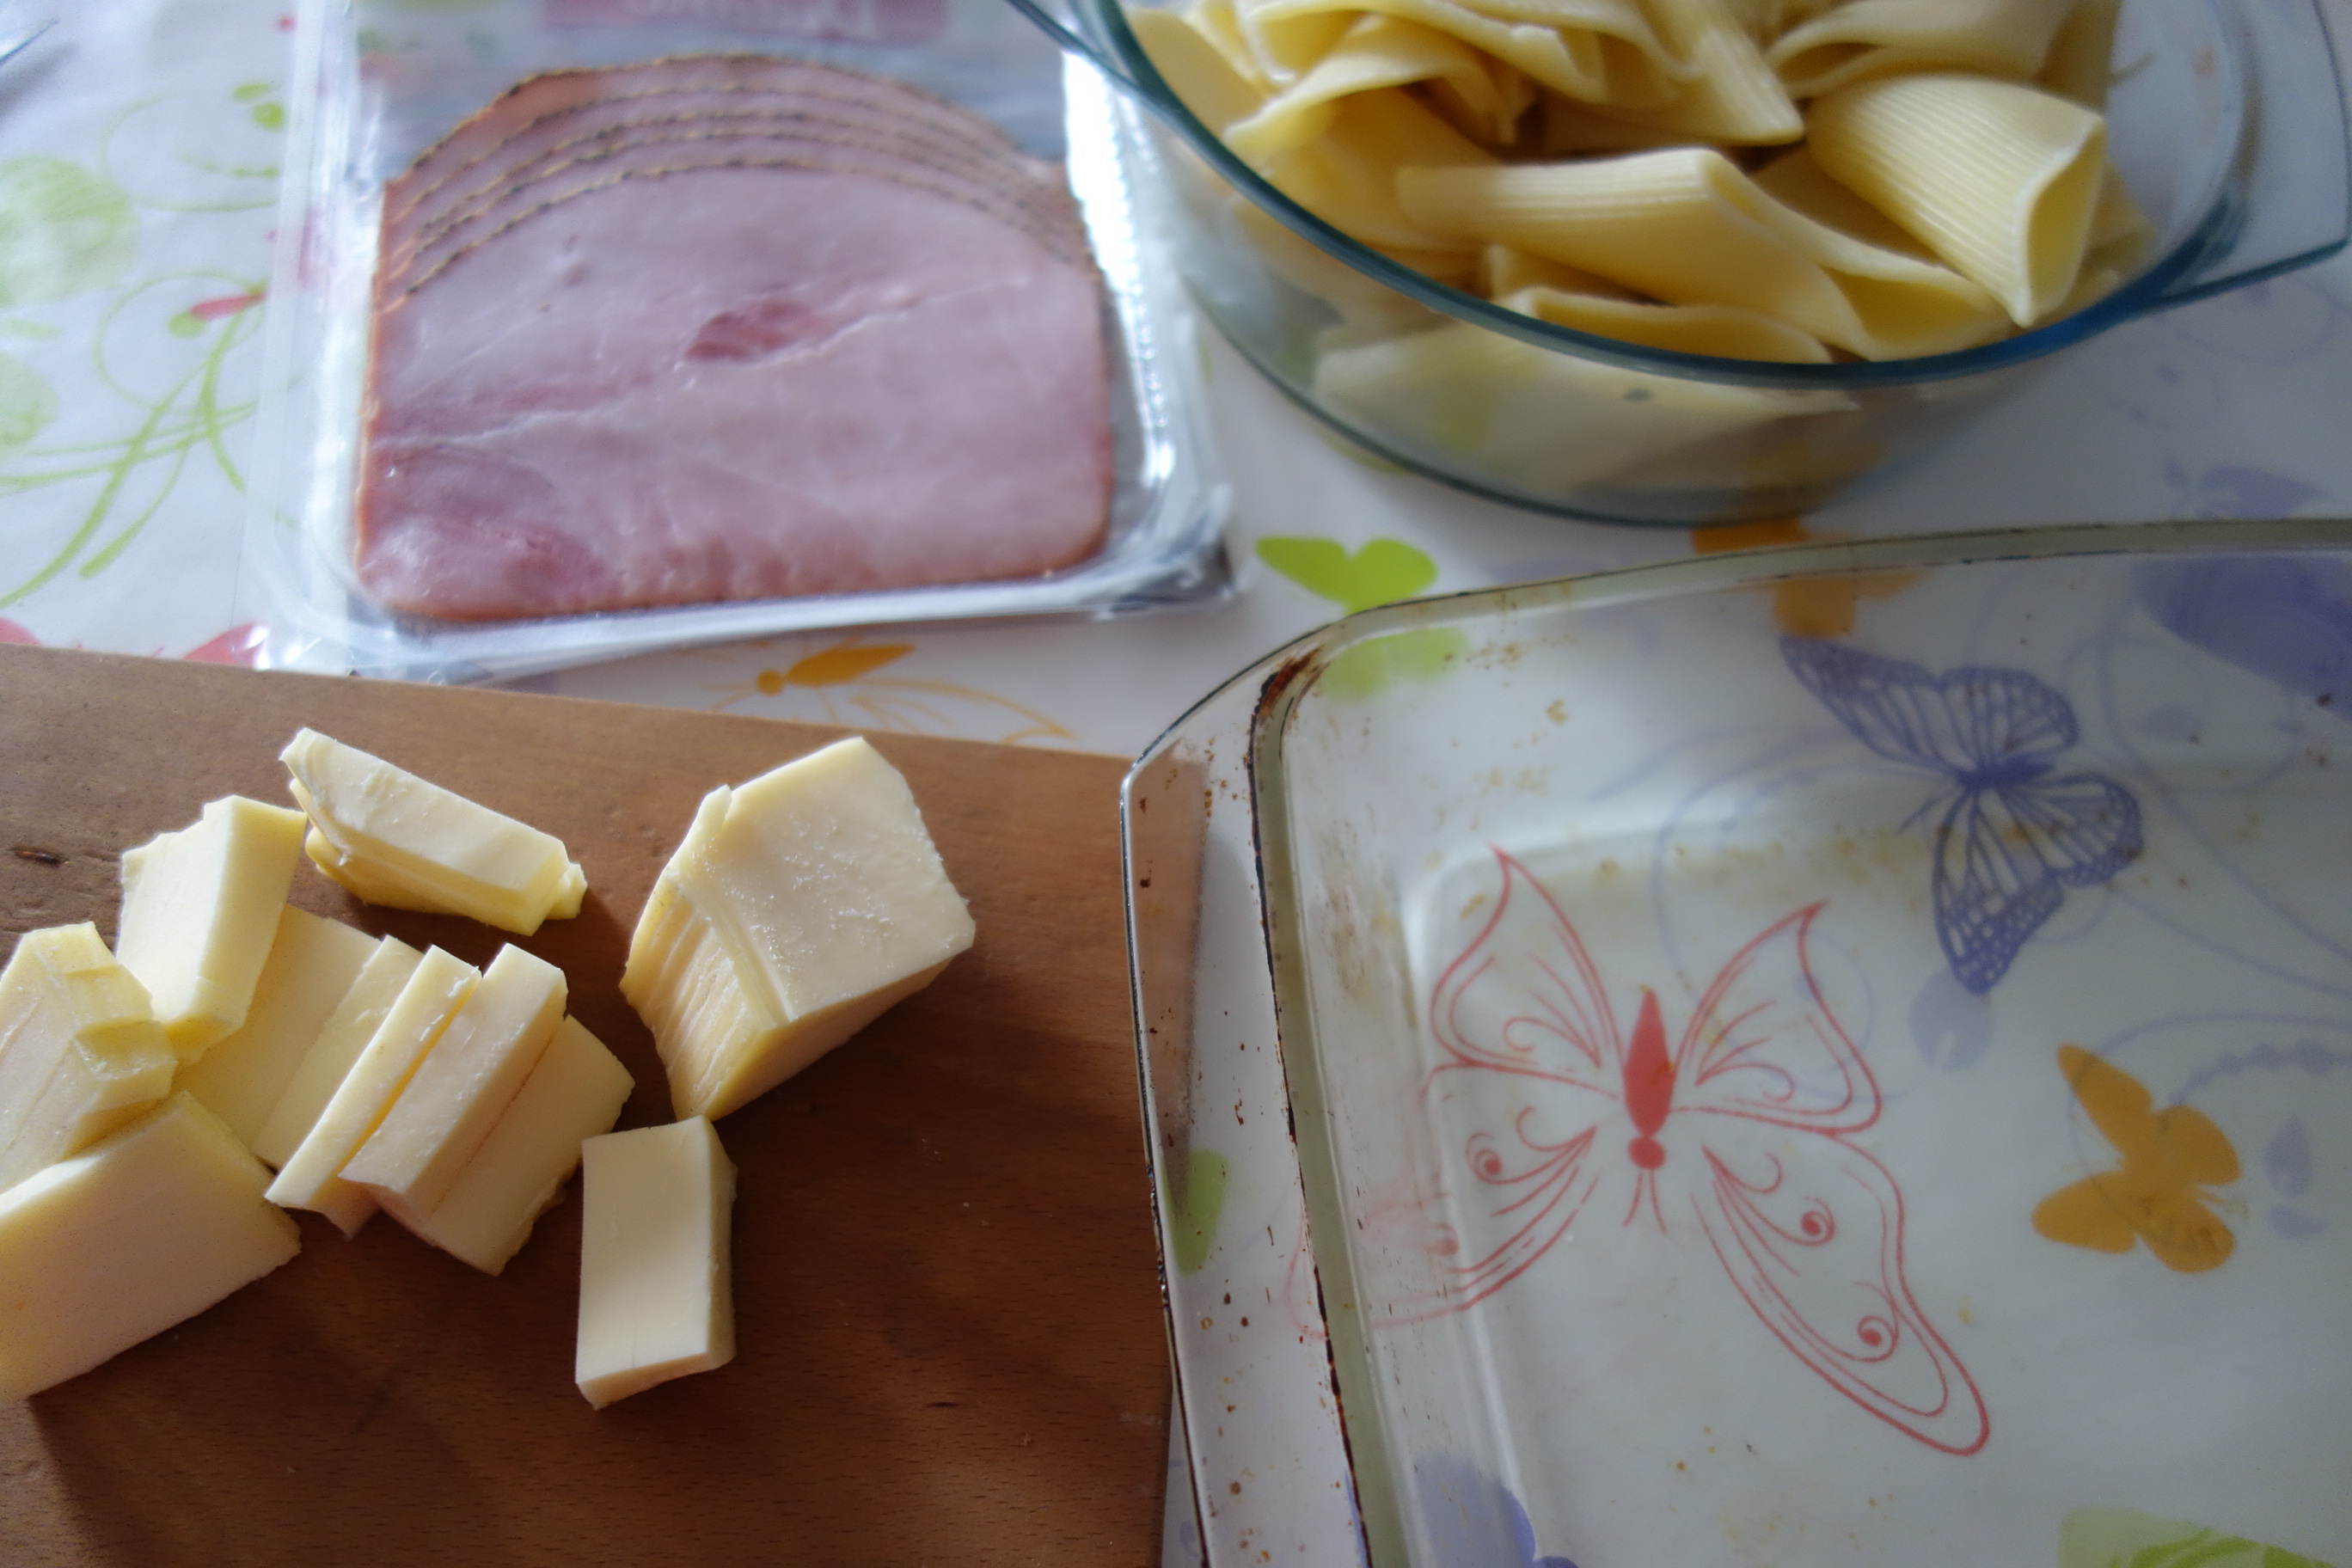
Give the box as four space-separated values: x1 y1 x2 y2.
1808 71 2104 324
2038 0 2121 105
1577 0 1800 143
1265 89 1498 255
1222 14 1529 162
1128 0 2133 364
1128 6 1271 132
1395 150 2006 356
1504 285 1834 360
1313 318 1853 492
1767 0 2075 98
1234 0 1687 103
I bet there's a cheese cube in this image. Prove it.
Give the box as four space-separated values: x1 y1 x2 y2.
620 738 975 1120
280 728 586 936
344 944 566 1227
250 935 424 1168
575 1118 736 1408
114 796 309 1062
266 946 476 1235
0 925 177 1197
398 1016 634 1274
0 1093 300 1400
175 908 379 1150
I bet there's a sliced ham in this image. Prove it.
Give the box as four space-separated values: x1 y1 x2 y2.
389 122 1087 298
384 95 1084 286
385 55 1004 229
357 63 1112 622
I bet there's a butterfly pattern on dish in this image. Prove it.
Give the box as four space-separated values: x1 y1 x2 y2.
2032 1045 2240 1274
1416 848 1989 1455
1781 637 2144 995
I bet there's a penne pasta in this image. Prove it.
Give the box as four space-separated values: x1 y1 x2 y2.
1476 242 1634 297
1579 0 1803 144
1130 6 1274 132
2039 0 2121 106
1534 89 1718 152
1265 88 1498 253
1222 14 1528 162
1767 0 2075 98
1124 0 2129 368
1716 0 1840 46
1809 71 2104 324
1502 284 1834 360
1754 144 1932 255
1312 317 1852 493
1396 149 2006 357
1234 0 1686 104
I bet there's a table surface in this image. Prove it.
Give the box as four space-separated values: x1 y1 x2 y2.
6 4 2352 1564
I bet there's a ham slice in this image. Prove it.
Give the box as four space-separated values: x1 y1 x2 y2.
357 60 1113 622
386 56 1001 231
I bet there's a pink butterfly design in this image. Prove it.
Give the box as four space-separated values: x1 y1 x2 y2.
1416 848 1989 1455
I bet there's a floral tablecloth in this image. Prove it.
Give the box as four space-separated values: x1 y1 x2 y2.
5 0 2352 760
4 6 2352 1561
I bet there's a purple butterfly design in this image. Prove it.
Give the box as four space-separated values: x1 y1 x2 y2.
1782 637 2142 995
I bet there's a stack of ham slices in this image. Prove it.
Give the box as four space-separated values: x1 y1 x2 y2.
357 57 1115 622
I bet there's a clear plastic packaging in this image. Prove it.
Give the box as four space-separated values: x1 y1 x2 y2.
243 0 1231 681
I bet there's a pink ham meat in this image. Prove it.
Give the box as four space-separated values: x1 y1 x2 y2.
357 60 1113 622
385 56 998 233
391 124 1087 301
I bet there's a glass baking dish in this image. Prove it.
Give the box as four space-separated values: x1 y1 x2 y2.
1019 0 2349 525
1127 516 2352 1565
242 0 1230 682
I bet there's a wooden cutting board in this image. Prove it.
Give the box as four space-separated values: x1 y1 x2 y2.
0 646 1167 1567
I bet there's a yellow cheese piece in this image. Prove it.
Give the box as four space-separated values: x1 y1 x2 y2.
0 925 177 1197
250 935 424 1169
114 796 309 1062
0 1093 300 1400
344 944 567 1227
265 946 476 1235
175 907 379 1151
399 1016 634 1274
575 1117 736 1408
280 728 588 936
620 738 976 1120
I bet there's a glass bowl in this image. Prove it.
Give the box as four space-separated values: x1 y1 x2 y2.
1019 0 2349 524
1126 516 2352 1565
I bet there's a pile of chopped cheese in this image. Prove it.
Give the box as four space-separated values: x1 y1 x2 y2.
0 729 972 1408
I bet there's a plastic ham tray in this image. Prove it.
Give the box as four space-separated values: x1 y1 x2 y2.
243 0 1228 681
1125 518 2352 1568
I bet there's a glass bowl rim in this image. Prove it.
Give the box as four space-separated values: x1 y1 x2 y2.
1092 0 2255 392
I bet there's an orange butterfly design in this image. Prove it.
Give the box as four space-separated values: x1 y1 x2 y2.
2031 1044 2239 1273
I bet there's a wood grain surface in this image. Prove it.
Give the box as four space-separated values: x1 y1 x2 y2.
0 646 1167 1567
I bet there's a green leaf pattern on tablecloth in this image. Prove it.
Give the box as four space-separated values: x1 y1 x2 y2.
0 352 58 459
0 157 138 307
1258 536 1439 614
2059 1506 2336 1568
0 56 278 622
1167 1149 1230 1276
1257 535 1465 699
